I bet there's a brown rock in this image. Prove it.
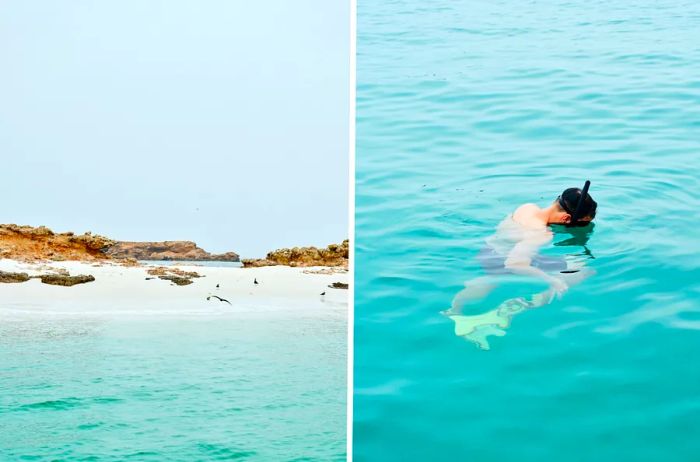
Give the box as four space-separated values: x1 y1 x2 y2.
0 224 113 262
118 258 140 267
107 241 239 262
145 266 202 286
0 223 239 264
147 266 202 278
242 240 348 268
39 274 95 286
240 259 278 268
159 275 193 286
0 271 31 283
328 282 349 289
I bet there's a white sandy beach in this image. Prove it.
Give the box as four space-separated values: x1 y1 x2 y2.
0 260 348 319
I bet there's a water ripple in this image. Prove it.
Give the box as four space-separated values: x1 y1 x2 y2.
356 0 700 460
1 315 346 460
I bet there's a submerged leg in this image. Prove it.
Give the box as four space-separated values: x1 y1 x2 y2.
447 296 529 350
443 276 496 316
446 284 564 350
444 267 595 350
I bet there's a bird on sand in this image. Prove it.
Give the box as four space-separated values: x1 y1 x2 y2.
207 295 231 305
216 283 220 289
254 278 259 285
320 291 326 296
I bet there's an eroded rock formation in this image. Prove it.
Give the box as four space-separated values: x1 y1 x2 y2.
106 241 240 262
242 240 349 268
0 225 113 262
0 224 239 263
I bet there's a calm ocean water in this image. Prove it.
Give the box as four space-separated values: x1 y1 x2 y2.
355 1 700 461
0 310 346 460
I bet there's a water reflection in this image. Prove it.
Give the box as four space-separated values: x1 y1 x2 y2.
553 223 596 259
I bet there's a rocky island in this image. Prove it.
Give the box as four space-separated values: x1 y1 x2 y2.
0 224 349 295
0 224 239 263
107 241 239 262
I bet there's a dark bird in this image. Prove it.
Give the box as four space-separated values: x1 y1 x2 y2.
254 278 259 285
207 295 231 305
216 284 220 289
320 291 326 296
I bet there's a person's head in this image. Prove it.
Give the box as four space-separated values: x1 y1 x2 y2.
549 187 597 226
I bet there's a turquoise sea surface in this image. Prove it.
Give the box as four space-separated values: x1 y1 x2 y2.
1 306 346 460
355 1 700 461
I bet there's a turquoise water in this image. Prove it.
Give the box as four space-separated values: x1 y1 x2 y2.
355 1 700 461
0 310 346 460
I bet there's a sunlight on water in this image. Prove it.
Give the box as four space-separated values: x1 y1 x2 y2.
355 0 700 460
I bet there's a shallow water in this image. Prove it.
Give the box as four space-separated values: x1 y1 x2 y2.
0 310 346 460
354 1 700 460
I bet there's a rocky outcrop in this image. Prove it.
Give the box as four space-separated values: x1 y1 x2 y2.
0 224 239 263
160 276 193 286
146 266 203 286
106 241 239 262
0 271 31 283
39 274 95 287
328 282 349 289
0 269 95 286
242 240 348 268
0 224 113 262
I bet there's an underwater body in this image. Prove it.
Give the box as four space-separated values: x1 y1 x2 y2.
354 0 700 460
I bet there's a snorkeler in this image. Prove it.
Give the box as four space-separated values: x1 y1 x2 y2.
443 181 597 350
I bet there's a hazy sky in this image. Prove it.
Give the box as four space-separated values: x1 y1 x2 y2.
0 1 348 258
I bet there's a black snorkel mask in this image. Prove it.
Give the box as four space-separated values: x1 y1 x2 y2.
558 180 592 228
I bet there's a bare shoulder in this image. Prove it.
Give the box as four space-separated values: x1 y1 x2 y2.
513 203 539 219
512 203 546 228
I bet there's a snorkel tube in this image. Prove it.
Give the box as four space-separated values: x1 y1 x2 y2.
567 180 591 227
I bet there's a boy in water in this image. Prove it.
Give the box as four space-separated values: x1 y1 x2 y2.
443 185 597 350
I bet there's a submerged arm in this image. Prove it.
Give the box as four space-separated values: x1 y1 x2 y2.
504 237 567 292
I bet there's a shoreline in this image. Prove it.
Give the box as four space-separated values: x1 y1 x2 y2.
0 259 348 319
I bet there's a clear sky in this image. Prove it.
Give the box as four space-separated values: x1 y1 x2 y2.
0 1 348 258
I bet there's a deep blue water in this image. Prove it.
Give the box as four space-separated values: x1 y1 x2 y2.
354 1 700 461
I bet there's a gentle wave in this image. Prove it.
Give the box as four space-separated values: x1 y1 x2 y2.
355 0 700 460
